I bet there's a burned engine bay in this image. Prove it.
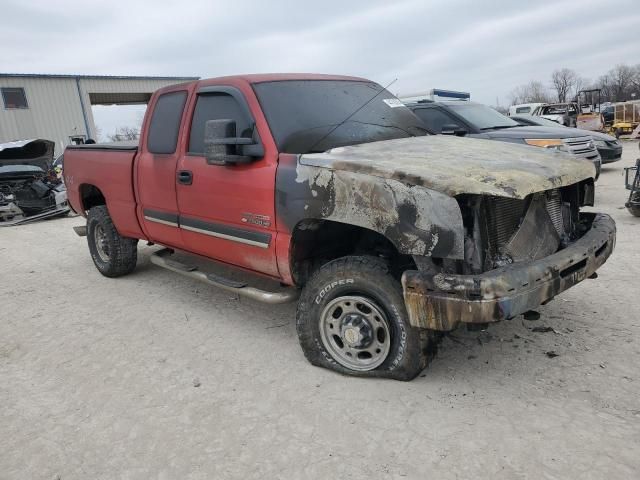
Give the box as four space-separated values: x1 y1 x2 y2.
456 180 595 275
408 181 596 279
0 139 69 226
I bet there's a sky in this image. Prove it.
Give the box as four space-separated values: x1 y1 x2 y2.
3 0 639 138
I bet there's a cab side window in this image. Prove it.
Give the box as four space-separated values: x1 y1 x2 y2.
147 91 187 154
188 93 252 155
413 107 458 134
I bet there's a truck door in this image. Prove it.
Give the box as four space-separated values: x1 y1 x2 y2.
135 89 188 247
175 86 279 277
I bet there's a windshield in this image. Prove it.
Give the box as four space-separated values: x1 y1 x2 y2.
448 103 520 130
542 106 566 115
252 80 428 154
522 115 565 127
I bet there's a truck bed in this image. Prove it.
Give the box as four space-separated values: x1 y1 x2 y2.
64 143 145 239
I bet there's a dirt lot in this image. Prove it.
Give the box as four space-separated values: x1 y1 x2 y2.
1 143 639 479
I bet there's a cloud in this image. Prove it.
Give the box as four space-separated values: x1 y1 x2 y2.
2 0 639 106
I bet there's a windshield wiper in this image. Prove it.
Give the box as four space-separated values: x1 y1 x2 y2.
479 125 518 131
348 120 429 137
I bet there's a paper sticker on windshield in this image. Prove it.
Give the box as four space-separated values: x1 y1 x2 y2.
383 98 405 108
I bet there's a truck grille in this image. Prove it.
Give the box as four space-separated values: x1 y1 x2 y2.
562 136 598 159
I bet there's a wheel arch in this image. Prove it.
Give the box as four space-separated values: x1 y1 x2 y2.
77 183 146 240
79 183 106 212
288 218 416 286
276 157 465 267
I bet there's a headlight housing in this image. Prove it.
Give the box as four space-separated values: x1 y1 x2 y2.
593 140 606 147
524 138 569 152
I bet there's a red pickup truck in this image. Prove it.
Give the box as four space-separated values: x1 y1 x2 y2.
64 74 615 380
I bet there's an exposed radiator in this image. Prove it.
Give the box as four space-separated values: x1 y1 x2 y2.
485 189 565 257
485 196 526 252
545 189 564 236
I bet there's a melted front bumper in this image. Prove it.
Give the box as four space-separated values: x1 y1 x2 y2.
402 213 616 331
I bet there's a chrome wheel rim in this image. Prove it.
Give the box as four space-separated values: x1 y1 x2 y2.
319 295 391 371
93 224 110 262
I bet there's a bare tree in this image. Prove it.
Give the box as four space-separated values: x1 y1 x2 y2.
551 68 578 102
609 64 635 101
593 74 613 102
507 62 640 106
630 64 640 91
509 80 552 105
107 126 140 142
629 64 640 101
571 76 588 101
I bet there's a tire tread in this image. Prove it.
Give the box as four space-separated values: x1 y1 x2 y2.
87 205 137 278
296 255 434 381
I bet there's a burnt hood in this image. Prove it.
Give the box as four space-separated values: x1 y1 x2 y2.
0 139 55 172
300 135 595 199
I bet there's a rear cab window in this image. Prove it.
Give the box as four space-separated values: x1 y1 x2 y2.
147 91 188 154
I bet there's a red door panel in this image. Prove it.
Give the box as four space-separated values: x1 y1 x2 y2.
176 158 278 276
175 85 279 277
135 89 188 247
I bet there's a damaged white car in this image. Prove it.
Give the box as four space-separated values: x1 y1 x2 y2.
0 139 69 226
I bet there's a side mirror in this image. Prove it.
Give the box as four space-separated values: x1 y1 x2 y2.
441 123 467 136
204 119 264 165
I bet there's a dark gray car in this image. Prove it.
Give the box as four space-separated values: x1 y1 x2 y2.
510 114 622 164
407 100 602 178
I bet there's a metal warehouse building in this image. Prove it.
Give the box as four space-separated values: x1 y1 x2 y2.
0 73 198 153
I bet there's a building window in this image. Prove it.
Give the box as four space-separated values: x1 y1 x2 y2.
2 87 29 109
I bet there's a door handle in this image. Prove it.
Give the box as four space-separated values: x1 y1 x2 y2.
177 170 193 185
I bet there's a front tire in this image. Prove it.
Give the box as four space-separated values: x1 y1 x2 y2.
628 205 640 217
86 205 138 277
628 192 640 217
296 256 434 381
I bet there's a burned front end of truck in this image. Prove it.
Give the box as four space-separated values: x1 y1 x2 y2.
403 179 615 331
293 134 615 335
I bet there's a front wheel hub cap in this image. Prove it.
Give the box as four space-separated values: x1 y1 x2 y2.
341 314 373 347
319 295 392 371
93 224 110 262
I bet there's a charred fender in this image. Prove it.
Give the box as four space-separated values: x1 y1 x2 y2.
276 153 464 259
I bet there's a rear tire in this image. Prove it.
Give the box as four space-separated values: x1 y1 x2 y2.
86 205 138 277
296 256 436 381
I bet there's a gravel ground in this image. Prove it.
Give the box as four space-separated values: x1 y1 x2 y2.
1 142 639 479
